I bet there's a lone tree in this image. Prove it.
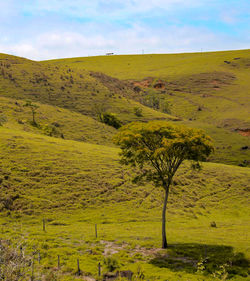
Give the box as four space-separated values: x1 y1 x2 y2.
23 100 39 126
114 121 213 248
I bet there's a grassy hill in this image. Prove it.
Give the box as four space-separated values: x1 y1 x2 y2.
0 52 249 166
0 50 249 280
0 126 249 280
0 96 116 145
1 126 249 214
47 49 250 130
0 53 175 124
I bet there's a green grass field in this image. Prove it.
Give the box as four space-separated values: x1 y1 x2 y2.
0 50 249 280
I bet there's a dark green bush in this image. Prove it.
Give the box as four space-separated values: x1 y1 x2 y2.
100 112 122 129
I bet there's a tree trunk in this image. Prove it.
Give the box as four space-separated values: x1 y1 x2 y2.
162 187 169 249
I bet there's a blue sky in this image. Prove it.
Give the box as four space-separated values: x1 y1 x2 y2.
0 0 249 60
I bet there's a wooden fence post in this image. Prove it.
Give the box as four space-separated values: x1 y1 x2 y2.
43 219 46 232
77 258 80 275
95 224 97 238
58 255 60 269
98 262 101 277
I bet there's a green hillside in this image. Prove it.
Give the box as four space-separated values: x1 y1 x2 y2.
45 50 250 80
47 49 250 130
0 52 249 166
0 126 249 280
0 53 175 124
0 50 249 280
1 126 249 213
0 96 115 145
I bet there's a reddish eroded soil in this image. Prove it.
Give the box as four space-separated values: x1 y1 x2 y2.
236 129 250 137
130 72 235 94
132 77 154 89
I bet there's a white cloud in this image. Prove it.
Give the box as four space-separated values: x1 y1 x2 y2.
0 43 40 59
1 24 248 60
25 0 207 17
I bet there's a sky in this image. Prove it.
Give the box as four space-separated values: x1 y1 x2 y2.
0 0 249 60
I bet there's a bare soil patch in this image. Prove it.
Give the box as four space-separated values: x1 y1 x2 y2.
236 128 250 137
100 240 162 257
129 72 235 95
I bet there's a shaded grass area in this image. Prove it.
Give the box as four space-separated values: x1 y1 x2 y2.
150 243 249 278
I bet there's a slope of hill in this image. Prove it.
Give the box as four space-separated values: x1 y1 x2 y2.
0 96 115 145
0 50 250 280
0 52 249 166
0 126 249 280
0 53 175 124
1 126 249 214
0 95 248 166
47 49 250 131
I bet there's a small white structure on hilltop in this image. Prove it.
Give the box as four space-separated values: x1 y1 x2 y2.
106 52 114 56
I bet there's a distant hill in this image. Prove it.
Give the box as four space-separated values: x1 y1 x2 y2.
46 49 250 131
0 53 175 124
0 51 249 166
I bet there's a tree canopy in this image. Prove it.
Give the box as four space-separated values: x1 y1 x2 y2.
114 121 213 186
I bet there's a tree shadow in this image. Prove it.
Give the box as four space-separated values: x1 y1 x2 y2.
149 243 249 278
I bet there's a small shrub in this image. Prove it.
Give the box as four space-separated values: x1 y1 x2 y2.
23 100 39 124
160 100 171 114
210 221 217 228
0 114 7 126
42 124 60 137
196 257 207 274
134 107 143 117
212 264 229 280
104 256 119 272
135 265 145 280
